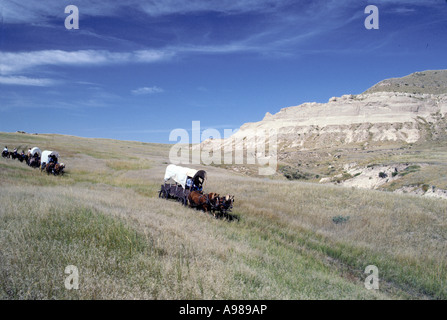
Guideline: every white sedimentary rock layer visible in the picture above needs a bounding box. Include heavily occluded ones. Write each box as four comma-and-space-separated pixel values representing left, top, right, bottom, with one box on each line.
196, 92, 447, 152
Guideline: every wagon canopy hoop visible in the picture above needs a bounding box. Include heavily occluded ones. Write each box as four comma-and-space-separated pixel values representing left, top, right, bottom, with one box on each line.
193, 170, 207, 188
163, 164, 207, 189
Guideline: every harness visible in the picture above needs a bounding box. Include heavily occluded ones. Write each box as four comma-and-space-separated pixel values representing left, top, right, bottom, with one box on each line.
209, 196, 220, 211
219, 199, 233, 213
199, 193, 210, 205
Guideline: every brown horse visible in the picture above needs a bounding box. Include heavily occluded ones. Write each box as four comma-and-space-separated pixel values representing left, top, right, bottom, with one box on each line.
17, 152, 26, 163
217, 195, 234, 215
208, 193, 221, 215
45, 162, 56, 175
188, 191, 211, 213
29, 157, 40, 168
10, 151, 20, 160
53, 163, 65, 175
210, 192, 224, 217
208, 192, 219, 203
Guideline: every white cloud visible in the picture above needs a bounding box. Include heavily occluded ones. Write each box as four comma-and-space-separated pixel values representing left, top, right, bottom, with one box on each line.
389, 7, 417, 14
138, 0, 292, 16
2, 0, 434, 25
0, 49, 173, 75
2, 0, 294, 24
131, 86, 164, 95
0, 76, 55, 86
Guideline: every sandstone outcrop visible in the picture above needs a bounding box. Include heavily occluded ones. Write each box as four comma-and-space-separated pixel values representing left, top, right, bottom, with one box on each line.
198, 71, 447, 153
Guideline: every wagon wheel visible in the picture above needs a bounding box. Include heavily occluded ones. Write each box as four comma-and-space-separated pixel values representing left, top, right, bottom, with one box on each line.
177, 197, 186, 205
159, 190, 167, 199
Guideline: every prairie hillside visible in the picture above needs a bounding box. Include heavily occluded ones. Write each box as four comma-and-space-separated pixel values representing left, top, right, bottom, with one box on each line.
1, 131, 446, 299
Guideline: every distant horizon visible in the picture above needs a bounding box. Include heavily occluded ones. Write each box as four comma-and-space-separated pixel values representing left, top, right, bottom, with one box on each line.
2, 67, 446, 145
2, 1, 447, 143
1, 130, 178, 145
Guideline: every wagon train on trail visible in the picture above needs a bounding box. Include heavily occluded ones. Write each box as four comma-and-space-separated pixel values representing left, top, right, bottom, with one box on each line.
159, 164, 236, 220
2, 145, 65, 176
40, 150, 65, 175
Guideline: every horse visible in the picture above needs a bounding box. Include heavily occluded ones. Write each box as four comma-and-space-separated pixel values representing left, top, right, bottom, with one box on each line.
17, 152, 25, 162
208, 192, 223, 217
28, 157, 40, 168
53, 163, 65, 175
10, 151, 19, 160
26, 151, 32, 164
217, 195, 235, 215
1, 151, 10, 158
45, 162, 56, 175
188, 191, 211, 213
208, 192, 221, 215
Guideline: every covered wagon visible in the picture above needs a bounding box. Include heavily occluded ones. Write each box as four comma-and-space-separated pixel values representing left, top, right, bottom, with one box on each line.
27, 147, 42, 168
41, 150, 65, 175
41, 150, 59, 165
30, 147, 42, 157
159, 164, 207, 205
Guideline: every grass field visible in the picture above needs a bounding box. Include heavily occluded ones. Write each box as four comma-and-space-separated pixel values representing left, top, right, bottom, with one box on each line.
0, 132, 446, 299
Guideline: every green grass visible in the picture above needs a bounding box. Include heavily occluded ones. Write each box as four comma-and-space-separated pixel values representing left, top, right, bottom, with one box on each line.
0, 192, 163, 299
399, 165, 421, 177
106, 159, 152, 171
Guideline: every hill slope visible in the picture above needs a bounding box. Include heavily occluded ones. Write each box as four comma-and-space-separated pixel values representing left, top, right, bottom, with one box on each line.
364, 70, 447, 95
1, 132, 446, 299
198, 70, 447, 198
200, 70, 447, 152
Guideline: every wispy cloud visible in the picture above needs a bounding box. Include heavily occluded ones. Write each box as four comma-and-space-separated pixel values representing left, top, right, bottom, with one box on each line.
0, 49, 173, 75
5, 0, 434, 72
2, 0, 295, 23
2, 0, 443, 85
373, 0, 434, 5
0, 76, 55, 86
389, 7, 417, 14
3, 0, 436, 24
137, 0, 294, 17
131, 86, 164, 95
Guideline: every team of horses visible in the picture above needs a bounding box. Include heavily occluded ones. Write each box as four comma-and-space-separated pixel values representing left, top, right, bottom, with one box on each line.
2, 149, 65, 176
41, 162, 65, 176
2, 150, 29, 162
188, 191, 236, 220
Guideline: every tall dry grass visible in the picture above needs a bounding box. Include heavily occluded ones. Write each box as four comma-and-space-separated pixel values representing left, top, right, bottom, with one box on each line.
0, 132, 446, 299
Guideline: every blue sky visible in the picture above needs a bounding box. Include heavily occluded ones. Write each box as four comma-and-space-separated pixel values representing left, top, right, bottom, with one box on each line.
1, 0, 447, 143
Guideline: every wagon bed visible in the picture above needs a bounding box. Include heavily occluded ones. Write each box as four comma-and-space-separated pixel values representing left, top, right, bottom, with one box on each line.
158, 183, 190, 206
